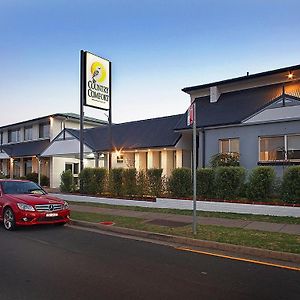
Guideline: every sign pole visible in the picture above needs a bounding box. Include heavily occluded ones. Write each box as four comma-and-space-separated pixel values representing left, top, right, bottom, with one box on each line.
192, 103, 197, 235
80, 50, 85, 177
108, 61, 112, 170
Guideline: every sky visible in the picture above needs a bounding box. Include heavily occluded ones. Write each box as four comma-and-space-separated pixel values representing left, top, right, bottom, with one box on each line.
0, 0, 300, 126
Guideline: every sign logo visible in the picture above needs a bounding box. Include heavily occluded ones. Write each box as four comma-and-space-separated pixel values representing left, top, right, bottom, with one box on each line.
91, 62, 107, 83
84, 52, 110, 111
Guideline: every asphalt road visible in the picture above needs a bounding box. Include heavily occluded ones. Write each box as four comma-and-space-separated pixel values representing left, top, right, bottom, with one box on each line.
0, 225, 299, 300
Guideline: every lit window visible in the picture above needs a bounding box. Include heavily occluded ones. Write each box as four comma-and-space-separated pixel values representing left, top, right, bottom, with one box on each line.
259, 136, 284, 161
259, 135, 300, 161
287, 135, 300, 160
117, 155, 124, 163
219, 138, 240, 154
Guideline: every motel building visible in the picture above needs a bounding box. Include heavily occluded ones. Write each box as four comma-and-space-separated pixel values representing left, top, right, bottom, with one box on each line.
1, 64, 300, 188
0, 113, 106, 186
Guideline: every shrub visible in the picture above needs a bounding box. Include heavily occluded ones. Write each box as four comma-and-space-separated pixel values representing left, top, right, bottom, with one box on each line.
79, 168, 108, 195
26, 172, 38, 183
109, 168, 124, 196
281, 166, 300, 203
147, 168, 163, 197
136, 170, 148, 197
210, 153, 240, 168
123, 168, 137, 197
79, 168, 97, 194
196, 168, 215, 198
247, 167, 275, 201
60, 170, 74, 193
94, 168, 107, 195
168, 168, 192, 198
214, 166, 245, 199
40, 175, 50, 187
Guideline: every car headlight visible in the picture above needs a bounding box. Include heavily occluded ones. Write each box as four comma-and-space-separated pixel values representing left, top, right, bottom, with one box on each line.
63, 201, 69, 209
17, 203, 35, 211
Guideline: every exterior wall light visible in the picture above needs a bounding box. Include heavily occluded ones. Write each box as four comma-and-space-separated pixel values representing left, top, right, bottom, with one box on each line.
288, 72, 294, 79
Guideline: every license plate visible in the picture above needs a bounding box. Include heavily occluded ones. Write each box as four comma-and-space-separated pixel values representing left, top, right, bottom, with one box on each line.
46, 213, 58, 217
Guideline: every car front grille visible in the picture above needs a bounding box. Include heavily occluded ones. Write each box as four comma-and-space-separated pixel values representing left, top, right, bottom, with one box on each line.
35, 204, 63, 212
37, 216, 64, 222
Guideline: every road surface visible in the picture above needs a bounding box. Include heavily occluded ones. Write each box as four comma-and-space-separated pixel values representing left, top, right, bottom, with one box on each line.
0, 225, 299, 299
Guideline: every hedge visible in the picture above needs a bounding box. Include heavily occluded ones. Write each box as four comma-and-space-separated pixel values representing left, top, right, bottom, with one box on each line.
123, 168, 137, 196
168, 168, 192, 197
247, 166, 275, 200
196, 168, 215, 198
25, 172, 50, 187
109, 168, 124, 196
210, 153, 240, 168
281, 166, 300, 203
147, 168, 163, 197
215, 166, 245, 199
60, 170, 74, 193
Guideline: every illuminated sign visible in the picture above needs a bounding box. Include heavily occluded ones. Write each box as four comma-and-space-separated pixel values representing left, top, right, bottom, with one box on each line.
84, 52, 111, 110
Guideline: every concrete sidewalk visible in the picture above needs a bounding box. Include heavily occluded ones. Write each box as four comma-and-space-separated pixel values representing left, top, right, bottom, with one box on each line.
52, 193, 300, 217
70, 204, 300, 235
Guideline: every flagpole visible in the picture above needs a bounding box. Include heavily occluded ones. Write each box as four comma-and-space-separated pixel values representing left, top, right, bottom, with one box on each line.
192, 102, 197, 235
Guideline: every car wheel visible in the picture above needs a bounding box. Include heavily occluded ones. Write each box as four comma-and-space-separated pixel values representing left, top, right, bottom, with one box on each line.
3, 208, 16, 231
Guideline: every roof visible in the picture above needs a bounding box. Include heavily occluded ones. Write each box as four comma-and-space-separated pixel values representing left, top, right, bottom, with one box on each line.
176, 80, 300, 130
182, 64, 300, 93
0, 140, 50, 157
67, 114, 183, 151
0, 113, 107, 131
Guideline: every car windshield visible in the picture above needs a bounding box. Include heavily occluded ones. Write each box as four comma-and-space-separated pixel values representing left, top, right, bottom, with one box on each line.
1, 181, 46, 195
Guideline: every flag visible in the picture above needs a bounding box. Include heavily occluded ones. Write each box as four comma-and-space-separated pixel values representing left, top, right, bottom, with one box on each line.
187, 103, 195, 126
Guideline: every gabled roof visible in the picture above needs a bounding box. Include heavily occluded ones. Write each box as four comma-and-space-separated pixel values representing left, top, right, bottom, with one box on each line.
182, 64, 300, 93
0, 140, 50, 157
0, 113, 107, 131
67, 114, 183, 152
176, 80, 300, 130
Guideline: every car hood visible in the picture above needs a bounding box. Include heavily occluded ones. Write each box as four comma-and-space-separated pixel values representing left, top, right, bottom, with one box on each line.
7, 194, 65, 205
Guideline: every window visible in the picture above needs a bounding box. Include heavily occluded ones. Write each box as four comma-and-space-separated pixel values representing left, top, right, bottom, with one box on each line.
173, 150, 177, 169
8, 129, 20, 143
259, 136, 284, 161
65, 163, 73, 172
65, 163, 79, 175
24, 159, 32, 176
73, 163, 79, 175
24, 126, 33, 141
287, 135, 300, 160
259, 135, 300, 161
13, 159, 20, 178
219, 138, 240, 154
39, 122, 50, 138
117, 155, 124, 163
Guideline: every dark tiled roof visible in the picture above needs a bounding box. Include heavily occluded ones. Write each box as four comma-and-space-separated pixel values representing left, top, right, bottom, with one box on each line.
0, 113, 106, 130
67, 114, 183, 151
176, 80, 300, 130
1, 140, 50, 157
182, 64, 300, 93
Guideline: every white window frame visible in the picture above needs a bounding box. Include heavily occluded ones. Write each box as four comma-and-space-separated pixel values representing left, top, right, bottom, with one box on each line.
219, 138, 240, 154
258, 134, 300, 162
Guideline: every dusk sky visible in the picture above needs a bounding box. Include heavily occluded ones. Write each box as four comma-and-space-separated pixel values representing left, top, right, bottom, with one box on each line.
0, 0, 299, 126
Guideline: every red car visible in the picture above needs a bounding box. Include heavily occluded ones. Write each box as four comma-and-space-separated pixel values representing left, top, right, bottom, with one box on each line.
0, 179, 70, 230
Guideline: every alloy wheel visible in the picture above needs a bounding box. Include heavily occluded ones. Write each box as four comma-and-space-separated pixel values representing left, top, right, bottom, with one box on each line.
3, 208, 15, 231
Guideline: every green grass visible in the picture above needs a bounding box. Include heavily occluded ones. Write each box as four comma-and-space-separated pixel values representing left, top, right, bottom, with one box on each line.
68, 201, 300, 224
71, 211, 300, 254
